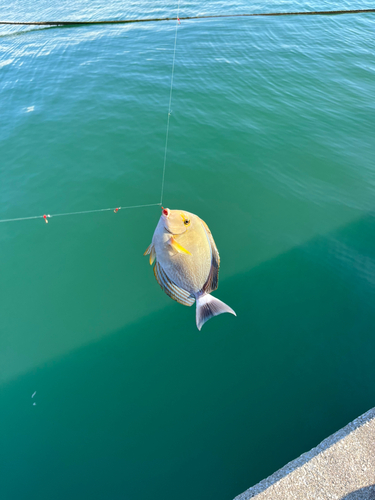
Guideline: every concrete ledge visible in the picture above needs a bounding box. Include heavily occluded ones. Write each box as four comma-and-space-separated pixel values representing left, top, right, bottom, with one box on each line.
234, 407, 375, 500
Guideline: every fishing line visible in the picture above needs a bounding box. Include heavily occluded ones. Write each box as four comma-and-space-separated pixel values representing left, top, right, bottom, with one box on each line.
0, 7, 182, 224
1, 9, 374, 26
160, 0, 180, 206
1, 7, 373, 224
0, 203, 161, 223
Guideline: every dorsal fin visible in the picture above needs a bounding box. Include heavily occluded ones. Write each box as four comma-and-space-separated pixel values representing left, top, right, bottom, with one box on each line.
200, 219, 220, 293
154, 262, 195, 307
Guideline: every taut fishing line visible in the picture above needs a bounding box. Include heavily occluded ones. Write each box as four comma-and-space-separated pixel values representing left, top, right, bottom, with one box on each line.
0, 6, 182, 224
160, 0, 180, 206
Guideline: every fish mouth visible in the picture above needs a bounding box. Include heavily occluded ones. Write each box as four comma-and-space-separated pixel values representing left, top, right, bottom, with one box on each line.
161, 207, 186, 235
162, 207, 170, 218
164, 226, 186, 236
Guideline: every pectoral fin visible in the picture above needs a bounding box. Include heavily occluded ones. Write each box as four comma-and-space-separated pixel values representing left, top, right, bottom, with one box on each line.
143, 243, 156, 265
169, 237, 191, 256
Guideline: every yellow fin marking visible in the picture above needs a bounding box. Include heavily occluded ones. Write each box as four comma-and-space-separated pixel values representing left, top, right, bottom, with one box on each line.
144, 244, 155, 265
143, 244, 152, 256
169, 237, 191, 255
149, 246, 156, 265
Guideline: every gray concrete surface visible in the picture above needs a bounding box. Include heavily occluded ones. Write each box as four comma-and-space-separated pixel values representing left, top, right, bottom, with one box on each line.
234, 407, 375, 500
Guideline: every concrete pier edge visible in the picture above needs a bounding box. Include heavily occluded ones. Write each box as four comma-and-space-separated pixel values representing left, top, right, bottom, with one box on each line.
234, 407, 375, 500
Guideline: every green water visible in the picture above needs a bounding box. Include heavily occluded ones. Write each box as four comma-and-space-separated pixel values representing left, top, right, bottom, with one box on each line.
1, 2, 375, 499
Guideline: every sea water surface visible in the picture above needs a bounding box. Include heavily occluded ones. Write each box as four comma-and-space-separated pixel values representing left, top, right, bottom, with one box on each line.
1, 1, 375, 499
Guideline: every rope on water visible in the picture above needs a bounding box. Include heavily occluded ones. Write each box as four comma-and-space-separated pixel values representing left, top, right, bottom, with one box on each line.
1, 9, 374, 27
160, 1, 180, 206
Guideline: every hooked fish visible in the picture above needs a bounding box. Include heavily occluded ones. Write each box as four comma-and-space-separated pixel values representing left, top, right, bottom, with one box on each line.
144, 207, 236, 330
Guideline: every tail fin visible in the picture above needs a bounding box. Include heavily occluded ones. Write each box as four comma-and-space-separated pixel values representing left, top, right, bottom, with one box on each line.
195, 293, 236, 331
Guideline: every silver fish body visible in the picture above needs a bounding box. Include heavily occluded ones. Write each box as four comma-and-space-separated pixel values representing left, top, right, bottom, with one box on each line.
144, 207, 236, 330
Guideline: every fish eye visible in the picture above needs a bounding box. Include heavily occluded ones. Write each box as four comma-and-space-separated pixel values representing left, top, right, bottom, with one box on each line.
184, 219, 190, 226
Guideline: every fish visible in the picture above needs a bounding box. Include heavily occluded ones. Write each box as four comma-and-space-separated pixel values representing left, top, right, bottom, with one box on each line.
144, 207, 236, 330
